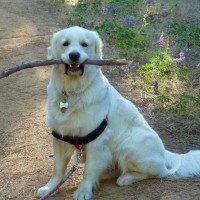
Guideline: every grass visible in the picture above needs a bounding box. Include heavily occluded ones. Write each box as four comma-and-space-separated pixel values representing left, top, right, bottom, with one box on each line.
47, 0, 200, 136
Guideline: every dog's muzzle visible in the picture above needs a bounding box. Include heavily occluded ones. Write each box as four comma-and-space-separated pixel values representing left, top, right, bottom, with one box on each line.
64, 63, 84, 76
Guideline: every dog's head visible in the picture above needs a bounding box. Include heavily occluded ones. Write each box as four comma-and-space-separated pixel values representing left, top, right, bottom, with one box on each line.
48, 26, 103, 77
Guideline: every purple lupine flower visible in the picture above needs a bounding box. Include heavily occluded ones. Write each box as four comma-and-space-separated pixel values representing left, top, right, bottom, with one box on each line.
101, 3, 116, 12
121, 65, 129, 74
146, 0, 154, 4
123, 16, 135, 29
158, 32, 165, 48
150, 81, 158, 87
150, 81, 159, 95
173, 52, 185, 62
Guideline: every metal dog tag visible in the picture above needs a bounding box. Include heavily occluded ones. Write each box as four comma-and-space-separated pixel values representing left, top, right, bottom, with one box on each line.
60, 102, 68, 113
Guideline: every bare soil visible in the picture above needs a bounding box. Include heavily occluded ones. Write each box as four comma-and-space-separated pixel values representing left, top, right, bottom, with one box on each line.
0, 1, 199, 200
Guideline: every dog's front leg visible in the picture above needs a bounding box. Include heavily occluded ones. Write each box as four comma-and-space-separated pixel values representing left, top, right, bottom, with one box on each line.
37, 137, 74, 198
74, 143, 111, 200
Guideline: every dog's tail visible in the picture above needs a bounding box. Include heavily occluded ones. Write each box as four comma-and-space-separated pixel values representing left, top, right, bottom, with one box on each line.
165, 150, 200, 177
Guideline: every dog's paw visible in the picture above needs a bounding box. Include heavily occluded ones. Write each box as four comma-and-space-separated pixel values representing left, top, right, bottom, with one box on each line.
73, 187, 93, 200
116, 174, 134, 186
37, 178, 61, 198
37, 185, 57, 198
37, 186, 51, 198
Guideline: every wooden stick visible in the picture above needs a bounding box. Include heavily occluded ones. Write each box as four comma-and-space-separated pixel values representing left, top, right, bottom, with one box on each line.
0, 59, 129, 79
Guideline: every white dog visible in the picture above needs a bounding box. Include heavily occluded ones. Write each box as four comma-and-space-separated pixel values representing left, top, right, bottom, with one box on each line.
37, 26, 200, 200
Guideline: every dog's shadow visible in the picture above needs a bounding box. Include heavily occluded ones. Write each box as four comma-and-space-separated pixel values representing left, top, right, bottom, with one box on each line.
52, 177, 199, 200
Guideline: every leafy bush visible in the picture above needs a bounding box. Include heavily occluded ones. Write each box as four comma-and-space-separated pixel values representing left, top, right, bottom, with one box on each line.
170, 22, 200, 47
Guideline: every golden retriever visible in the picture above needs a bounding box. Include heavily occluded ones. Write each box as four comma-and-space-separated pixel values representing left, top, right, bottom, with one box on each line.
37, 26, 200, 200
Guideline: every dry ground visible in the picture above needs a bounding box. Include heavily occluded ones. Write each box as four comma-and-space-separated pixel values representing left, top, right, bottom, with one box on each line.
0, 0, 199, 200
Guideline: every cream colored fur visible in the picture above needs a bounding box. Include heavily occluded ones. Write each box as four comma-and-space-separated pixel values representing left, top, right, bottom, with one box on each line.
37, 26, 200, 200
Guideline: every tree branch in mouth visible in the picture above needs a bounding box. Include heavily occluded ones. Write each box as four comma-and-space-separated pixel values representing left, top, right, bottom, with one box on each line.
0, 59, 130, 79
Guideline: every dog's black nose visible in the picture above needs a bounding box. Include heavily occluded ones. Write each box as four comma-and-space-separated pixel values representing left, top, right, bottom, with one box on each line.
69, 52, 80, 62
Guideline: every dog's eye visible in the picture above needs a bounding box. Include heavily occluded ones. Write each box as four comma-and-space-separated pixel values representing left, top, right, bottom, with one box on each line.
81, 42, 88, 47
63, 41, 70, 47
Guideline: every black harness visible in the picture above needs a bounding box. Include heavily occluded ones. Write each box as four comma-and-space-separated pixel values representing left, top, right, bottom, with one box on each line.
51, 117, 108, 150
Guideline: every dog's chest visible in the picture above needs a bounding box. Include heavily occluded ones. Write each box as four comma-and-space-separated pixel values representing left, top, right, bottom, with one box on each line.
50, 97, 109, 137
47, 76, 110, 137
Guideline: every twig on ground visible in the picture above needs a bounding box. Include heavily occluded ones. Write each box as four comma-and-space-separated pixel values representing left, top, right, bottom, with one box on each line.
0, 59, 129, 79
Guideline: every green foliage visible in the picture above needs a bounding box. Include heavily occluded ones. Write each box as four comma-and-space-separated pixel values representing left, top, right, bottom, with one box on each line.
66, 0, 146, 60
47, 0, 65, 8
96, 22, 147, 58
132, 47, 200, 129
170, 22, 200, 47
170, 94, 200, 114
138, 50, 173, 82
155, 92, 200, 135
132, 50, 177, 99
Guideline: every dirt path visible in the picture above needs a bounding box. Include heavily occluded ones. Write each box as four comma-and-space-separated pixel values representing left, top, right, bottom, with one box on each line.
0, 1, 199, 200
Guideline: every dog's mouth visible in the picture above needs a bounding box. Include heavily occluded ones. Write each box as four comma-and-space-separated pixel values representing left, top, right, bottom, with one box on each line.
64, 63, 84, 76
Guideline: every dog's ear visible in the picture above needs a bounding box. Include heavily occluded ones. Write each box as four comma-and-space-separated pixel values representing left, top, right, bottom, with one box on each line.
47, 47, 53, 59
92, 31, 103, 59
47, 32, 59, 59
